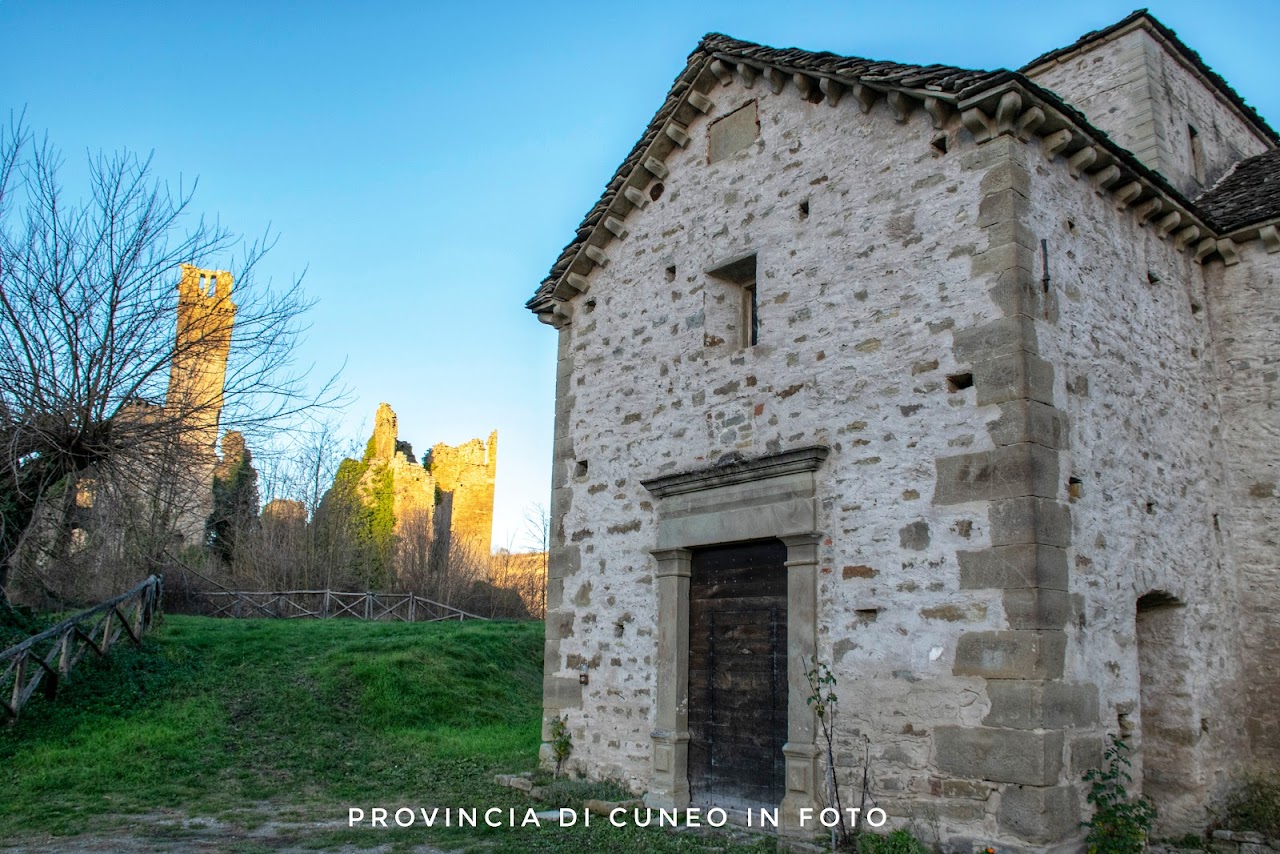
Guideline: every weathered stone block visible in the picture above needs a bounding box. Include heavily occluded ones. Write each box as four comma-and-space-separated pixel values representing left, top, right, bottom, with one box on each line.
942, 779, 995, 799
998, 784, 1080, 843
972, 242, 1037, 279
958, 545, 1068, 590
984, 681, 1099, 729
989, 497, 1072, 547
979, 157, 1032, 196
1068, 735, 1104, 777
543, 675, 583, 710
934, 444, 1059, 505
952, 315, 1039, 364
1003, 588, 1073, 630
978, 188, 1032, 229
546, 609, 576, 640
953, 630, 1066, 679
987, 400, 1068, 449
974, 352, 1056, 407
935, 725, 1064, 785
962, 545, 1070, 591
547, 542, 581, 579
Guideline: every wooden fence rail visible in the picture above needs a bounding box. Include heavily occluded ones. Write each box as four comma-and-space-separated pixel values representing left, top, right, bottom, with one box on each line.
202, 590, 487, 623
1, 575, 163, 721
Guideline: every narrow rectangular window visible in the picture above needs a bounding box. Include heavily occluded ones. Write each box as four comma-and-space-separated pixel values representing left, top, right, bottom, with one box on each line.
1189, 125, 1205, 184
705, 252, 759, 349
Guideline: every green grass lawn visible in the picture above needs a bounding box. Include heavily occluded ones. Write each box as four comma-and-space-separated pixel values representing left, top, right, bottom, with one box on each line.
0, 615, 772, 853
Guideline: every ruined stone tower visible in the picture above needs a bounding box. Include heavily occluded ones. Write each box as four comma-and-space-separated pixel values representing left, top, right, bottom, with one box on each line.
168, 264, 236, 453
350, 404, 498, 557
429, 430, 498, 557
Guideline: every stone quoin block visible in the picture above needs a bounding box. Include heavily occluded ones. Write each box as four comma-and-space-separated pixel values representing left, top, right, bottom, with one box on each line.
935, 725, 1064, 785
934, 444, 1060, 505
983, 681, 1099, 729
988, 496, 1072, 547
959, 545, 1068, 590
972, 352, 1056, 407
998, 784, 1080, 843
952, 630, 1066, 679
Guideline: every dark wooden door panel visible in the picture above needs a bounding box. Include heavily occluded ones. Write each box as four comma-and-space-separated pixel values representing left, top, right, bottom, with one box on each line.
687, 539, 787, 809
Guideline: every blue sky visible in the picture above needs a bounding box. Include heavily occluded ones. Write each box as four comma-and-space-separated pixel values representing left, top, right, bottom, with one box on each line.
3, 1, 1276, 549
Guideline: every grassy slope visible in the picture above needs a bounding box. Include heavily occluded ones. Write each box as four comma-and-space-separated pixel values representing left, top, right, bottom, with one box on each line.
0, 616, 769, 853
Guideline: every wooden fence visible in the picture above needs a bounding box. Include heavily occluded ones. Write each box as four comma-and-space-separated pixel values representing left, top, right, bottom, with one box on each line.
202, 590, 487, 623
1, 575, 163, 721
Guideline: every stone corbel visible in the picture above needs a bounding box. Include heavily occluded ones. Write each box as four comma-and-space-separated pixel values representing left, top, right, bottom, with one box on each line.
1091, 165, 1121, 192
737, 63, 757, 89
765, 66, 785, 94
1260, 224, 1280, 254
1113, 182, 1142, 209
644, 156, 670, 180
1135, 197, 1164, 226
604, 216, 629, 239
551, 301, 574, 327
623, 186, 649, 210
1217, 238, 1241, 266
1193, 238, 1218, 263
851, 82, 877, 114
887, 90, 912, 123
1014, 106, 1045, 140
792, 73, 814, 100
820, 78, 843, 107
993, 90, 1022, 136
1173, 225, 1200, 250
1041, 129, 1072, 160
687, 90, 714, 114
1155, 211, 1182, 238
1067, 146, 1097, 178
961, 107, 996, 143
924, 96, 949, 129
665, 121, 690, 148
584, 245, 610, 267
709, 59, 733, 87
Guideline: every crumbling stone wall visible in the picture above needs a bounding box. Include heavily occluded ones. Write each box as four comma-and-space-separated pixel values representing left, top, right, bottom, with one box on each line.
429, 431, 498, 557
354, 403, 497, 556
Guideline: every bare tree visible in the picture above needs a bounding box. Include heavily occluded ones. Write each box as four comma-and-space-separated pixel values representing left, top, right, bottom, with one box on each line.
0, 117, 339, 604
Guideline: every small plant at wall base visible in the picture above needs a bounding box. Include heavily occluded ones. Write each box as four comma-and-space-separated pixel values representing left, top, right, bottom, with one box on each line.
1082, 733, 1157, 854
806, 657, 852, 850
549, 715, 572, 779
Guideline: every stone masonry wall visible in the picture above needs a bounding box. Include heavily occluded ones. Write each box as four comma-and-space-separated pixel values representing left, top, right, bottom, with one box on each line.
1023, 126, 1247, 833
540, 77, 1094, 847
1026, 25, 1269, 198
1209, 240, 1280, 764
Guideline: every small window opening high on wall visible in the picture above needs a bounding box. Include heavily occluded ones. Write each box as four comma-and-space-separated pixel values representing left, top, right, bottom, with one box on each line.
706, 253, 758, 348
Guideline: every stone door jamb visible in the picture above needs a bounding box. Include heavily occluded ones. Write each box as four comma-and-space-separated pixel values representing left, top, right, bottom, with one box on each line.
640, 446, 828, 836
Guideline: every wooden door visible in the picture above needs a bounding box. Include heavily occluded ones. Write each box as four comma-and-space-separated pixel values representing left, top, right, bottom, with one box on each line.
687, 539, 788, 809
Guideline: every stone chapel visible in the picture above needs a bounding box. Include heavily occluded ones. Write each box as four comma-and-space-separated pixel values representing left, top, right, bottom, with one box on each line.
526, 11, 1280, 850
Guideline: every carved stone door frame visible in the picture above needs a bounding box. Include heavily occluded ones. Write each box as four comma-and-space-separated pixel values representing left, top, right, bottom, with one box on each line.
640, 446, 828, 835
